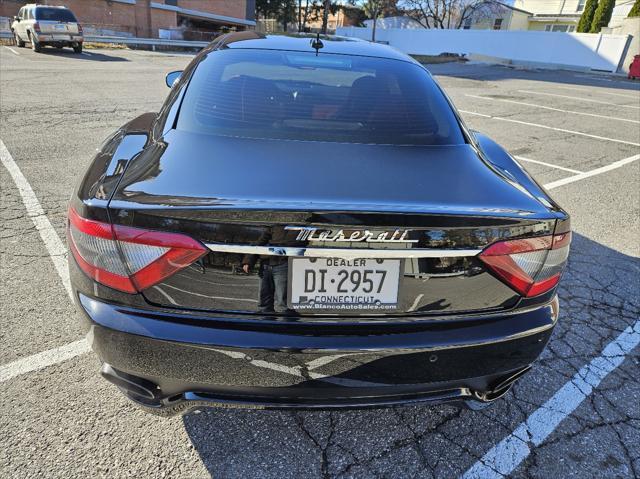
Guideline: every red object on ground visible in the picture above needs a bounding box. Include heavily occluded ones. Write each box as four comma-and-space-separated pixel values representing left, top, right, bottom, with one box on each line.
629, 55, 640, 80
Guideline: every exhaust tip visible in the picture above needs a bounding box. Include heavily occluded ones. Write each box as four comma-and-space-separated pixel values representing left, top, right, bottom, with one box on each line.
465, 365, 532, 409
100, 364, 160, 400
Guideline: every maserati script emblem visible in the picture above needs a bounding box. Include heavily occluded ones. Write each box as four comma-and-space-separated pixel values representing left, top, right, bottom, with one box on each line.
286, 226, 417, 243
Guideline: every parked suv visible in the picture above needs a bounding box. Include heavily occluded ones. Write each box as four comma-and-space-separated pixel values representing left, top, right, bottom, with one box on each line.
11, 4, 83, 53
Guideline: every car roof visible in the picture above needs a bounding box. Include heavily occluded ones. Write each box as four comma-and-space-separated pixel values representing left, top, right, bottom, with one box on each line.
214, 32, 416, 64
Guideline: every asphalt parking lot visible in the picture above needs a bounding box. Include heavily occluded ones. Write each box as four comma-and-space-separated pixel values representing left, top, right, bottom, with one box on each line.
1, 45, 639, 478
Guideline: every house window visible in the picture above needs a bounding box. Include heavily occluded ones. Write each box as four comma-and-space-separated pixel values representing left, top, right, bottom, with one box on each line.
546, 24, 573, 32
576, 0, 586, 12
165, 0, 178, 6
493, 18, 503, 30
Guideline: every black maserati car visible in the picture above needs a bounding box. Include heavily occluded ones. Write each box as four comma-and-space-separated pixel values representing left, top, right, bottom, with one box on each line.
68, 32, 570, 415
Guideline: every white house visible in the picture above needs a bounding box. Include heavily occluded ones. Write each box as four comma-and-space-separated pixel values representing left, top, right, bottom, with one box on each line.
465, 0, 635, 32
516, 0, 634, 32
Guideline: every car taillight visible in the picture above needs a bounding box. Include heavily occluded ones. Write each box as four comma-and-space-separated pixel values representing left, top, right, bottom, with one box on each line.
77, 24, 83, 34
33, 22, 40, 33
479, 232, 571, 298
67, 208, 206, 293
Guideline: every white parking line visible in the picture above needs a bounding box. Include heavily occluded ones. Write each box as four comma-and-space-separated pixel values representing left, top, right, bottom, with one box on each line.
573, 74, 615, 83
0, 139, 72, 300
4, 46, 20, 56
458, 110, 640, 147
466, 94, 640, 125
543, 154, 640, 190
518, 90, 640, 109
81, 52, 92, 57
0, 339, 90, 383
514, 156, 583, 174
0, 139, 91, 383
462, 319, 640, 479
551, 84, 640, 100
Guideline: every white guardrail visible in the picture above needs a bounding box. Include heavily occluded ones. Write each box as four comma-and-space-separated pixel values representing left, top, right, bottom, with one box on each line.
84, 35, 209, 48
0, 31, 209, 48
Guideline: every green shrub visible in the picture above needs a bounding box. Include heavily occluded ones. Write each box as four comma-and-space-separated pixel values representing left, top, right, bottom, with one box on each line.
590, 0, 616, 32
628, 0, 640, 17
577, 0, 598, 32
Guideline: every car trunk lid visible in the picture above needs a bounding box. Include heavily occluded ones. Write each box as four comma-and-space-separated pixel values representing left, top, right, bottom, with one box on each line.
107, 131, 561, 316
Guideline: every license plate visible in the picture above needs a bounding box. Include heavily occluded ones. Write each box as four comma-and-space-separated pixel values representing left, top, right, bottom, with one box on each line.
289, 258, 401, 310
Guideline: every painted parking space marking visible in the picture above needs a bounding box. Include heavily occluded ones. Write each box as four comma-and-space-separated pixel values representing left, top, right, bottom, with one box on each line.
573, 74, 616, 83
0, 139, 72, 300
462, 319, 640, 479
550, 84, 640, 100
4, 46, 20, 56
514, 156, 583, 174
518, 90, 640, 109
0, 139, 91, 381
458, 110, 640, 147
543, 154, 640, 190
466, 94, 640, 125
0, 339, 89, 383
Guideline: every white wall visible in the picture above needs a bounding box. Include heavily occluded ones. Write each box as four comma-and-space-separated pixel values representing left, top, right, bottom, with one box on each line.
337, 27, 631, 73
363, 16, 423, 29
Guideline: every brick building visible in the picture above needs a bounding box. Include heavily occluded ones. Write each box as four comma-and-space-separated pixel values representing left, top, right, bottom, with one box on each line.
1, 0, 255, 39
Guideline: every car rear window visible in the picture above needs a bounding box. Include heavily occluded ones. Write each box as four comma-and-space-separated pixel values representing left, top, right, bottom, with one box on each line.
35, 7, 77, 22
177, 49, 465, 145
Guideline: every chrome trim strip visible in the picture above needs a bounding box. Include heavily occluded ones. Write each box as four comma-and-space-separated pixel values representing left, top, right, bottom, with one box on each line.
204, 243, 481, 259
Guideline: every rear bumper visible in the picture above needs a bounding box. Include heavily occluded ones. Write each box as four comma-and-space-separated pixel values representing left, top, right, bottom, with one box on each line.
77, 293, 557, 413
37, 35, 82, 44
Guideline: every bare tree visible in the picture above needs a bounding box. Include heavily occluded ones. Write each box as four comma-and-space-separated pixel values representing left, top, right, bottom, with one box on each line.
321, 0, 332, 33
302, 0, 319, 31
299, 0, 303, 31
362, 0, 391, 41
298, 0, 315, 31
400, 0, 500, 29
